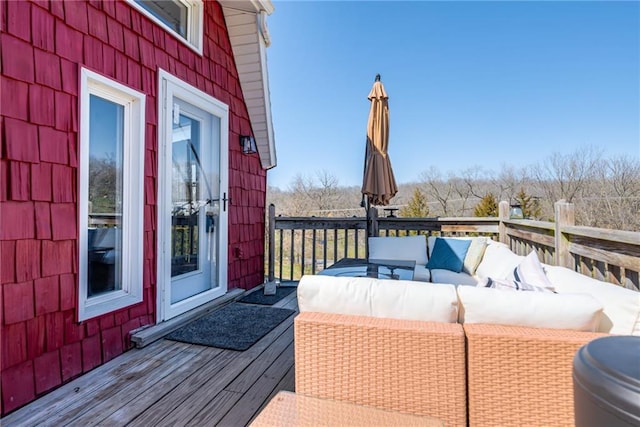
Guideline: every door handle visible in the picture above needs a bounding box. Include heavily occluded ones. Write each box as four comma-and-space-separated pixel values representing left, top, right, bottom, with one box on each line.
223, 193, 231, 211
207, 193, 231, 211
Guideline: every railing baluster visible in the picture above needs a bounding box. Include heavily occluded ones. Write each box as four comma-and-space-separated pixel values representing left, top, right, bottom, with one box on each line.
344, 229, 348, 258
278, 229, 283, 281
323, 229, 328, 269
333, 228, 338, 264
355, 229, 359, 258
301, 229, 306, 277
312, 229, 317, 274
289, 229, 294, 281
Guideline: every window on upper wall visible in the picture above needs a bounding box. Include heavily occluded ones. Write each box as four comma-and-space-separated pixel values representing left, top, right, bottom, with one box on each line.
127, 0, 204, 54
78, 68, 146, 321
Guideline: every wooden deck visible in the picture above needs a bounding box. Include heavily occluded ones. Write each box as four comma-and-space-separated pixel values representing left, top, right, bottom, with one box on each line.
1, 288, 299, 427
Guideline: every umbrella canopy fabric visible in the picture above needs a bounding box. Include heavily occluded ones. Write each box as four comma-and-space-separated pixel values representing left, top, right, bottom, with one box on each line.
362, 78, 398, 206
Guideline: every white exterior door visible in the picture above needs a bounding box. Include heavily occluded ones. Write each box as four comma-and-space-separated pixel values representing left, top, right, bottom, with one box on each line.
158, 70, 229, 321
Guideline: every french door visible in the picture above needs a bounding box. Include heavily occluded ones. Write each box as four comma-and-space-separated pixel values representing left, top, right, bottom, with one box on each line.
157, 70, 229, 321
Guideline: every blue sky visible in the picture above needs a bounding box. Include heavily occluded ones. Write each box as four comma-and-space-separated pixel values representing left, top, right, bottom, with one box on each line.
265, 1, 640, 189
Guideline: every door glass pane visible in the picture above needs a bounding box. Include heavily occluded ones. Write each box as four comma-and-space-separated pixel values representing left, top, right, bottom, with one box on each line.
87, 95, 124, 297
171, 114, 202, 277
135, 0, 188, 39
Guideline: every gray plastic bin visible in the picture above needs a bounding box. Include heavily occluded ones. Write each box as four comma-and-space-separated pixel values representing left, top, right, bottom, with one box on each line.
573, 336, 640, 426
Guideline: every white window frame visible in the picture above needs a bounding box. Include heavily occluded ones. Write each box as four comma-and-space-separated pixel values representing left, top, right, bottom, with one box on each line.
126, 0, 204, 55
78, 68, 146, 321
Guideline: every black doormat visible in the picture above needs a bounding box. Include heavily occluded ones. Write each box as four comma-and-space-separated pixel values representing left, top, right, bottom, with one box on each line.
237, 286, 297, 306
165, 303, 295, 351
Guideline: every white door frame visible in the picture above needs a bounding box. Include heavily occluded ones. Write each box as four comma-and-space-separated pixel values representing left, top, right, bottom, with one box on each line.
156, 69, 229, 322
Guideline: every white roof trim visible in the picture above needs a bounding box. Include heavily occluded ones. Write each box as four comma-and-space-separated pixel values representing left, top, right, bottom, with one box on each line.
220, 0, 277, 170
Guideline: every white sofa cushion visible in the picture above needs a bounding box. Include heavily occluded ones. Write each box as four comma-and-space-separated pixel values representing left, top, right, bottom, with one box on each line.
430, 269, 479, 286
545, 266, 640, 335
368, 235, 428, 265
413, 265, 431, 282
475, 241, 524, 280
298, 274, 459, 323
457, 286, 604, 331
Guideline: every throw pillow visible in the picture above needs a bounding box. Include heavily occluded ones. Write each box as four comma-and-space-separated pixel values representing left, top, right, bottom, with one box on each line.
480, 277, 554, 293
462, 237, 489, 275
426, 237, 472, 273
509, 251, 555, 291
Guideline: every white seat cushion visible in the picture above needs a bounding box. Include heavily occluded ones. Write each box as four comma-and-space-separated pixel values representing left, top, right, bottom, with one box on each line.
430, 269, 478, 286
368, 235, 428, 265
545, 266, 640, 335
457, 285, 604, 331
413, 265, 431, 282
298, 274, 459, 323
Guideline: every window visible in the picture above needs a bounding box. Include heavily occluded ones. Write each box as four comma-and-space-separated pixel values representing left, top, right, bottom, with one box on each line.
78, 68, 145, 321
127, 0, 204, 54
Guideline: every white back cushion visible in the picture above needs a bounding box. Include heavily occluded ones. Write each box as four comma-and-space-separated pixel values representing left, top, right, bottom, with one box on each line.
545, 266, 640, 335
475, 242, 524, 280
298, 275, 459, 323
368, 235, 428, 265
457, 285, 603, 331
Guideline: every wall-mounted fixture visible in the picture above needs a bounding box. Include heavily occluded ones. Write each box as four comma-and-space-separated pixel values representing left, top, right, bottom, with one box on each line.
239, 135, 257, 154
509, 204, 524, 219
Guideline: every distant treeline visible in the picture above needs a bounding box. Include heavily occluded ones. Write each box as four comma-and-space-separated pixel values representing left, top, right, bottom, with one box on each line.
267, 146, 640, 231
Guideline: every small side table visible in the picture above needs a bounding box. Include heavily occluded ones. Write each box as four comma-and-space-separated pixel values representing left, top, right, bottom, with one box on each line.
250, 391, 443, 427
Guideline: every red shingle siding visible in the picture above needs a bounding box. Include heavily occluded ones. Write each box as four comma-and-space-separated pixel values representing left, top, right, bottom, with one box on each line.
0, 361, 35, 413
33, 350, 62, 394
1, 0, 268, 414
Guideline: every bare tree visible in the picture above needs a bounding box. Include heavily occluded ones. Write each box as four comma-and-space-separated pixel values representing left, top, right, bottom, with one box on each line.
266, 148, 639, 231
582, 156, 640, 230
493, 163, 529, 203
283, 170, 343, 215
419, 166, 455, 216
532, 146, 602, 203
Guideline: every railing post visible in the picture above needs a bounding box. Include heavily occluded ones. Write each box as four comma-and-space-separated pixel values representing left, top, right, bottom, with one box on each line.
268, 203, 275, 282
554, 200, 575, 269
498, 200, 509, 245
366, 207, 378, 259
369, 207, 378, 237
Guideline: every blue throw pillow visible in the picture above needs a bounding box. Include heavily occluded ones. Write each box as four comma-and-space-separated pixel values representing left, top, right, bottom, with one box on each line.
426, 237, 472, 273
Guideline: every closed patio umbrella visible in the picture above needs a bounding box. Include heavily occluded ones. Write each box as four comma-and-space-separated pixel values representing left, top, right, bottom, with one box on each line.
362, 74, 398, 207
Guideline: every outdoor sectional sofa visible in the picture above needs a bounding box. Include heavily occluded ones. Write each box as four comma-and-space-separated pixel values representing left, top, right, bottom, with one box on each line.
294, 236, 640, 426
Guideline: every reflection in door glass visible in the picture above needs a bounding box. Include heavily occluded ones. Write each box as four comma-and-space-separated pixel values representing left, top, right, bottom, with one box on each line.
171, 114, 202, 277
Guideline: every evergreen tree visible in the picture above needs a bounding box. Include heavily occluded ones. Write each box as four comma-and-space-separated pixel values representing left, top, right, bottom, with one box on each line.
474, 193, 498, 217
514, 187, 542, 219
400, 188, 430, 217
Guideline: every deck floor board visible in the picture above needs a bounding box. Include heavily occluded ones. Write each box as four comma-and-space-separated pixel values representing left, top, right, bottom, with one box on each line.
1, 286, 299, 427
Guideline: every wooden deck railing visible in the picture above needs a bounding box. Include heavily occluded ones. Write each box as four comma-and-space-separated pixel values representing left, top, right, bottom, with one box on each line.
266, 201, 640, 291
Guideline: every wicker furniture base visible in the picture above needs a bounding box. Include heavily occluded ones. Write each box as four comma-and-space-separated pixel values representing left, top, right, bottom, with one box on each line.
250, 391, 444, 426
464, 323, 605, 427
294, 312, 467, 427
